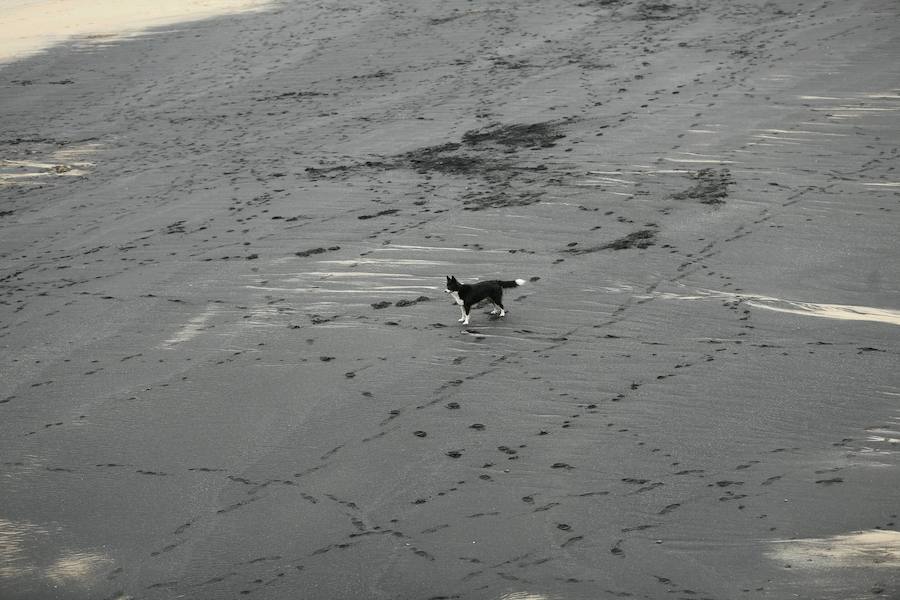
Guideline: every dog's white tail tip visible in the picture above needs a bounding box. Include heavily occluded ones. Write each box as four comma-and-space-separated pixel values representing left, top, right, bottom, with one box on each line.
515, 278, 526, 286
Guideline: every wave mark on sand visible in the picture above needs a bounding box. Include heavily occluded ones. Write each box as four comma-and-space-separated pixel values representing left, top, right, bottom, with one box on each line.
316, 258, 449, 267
647, 288, 900, 327
0, 519, 114, 586
864, 408, 900, 449
159, 305, 219, 348
745, 297, 900, 326
0, 142, 100, 186
768, 530, 900, 569
245, 285, 436, 294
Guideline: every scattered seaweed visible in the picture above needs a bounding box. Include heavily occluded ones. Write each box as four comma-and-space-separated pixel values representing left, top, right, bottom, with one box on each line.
671, 168, 734, 204
295, 246, 340, 258
358, 209, 399, 220
461, 120, 568, 149
306, 120, 571, 210
603, 229, 657, 250
307, 120, 569, 178
402, 143, 499, 176
461, 190, 543, 211
255, 90, 328, 102
565, 229, 658, 253
634, 1, 693, 20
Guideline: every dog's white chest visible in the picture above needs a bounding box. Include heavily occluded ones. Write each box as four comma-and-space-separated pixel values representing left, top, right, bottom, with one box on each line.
449, 291, 463, 306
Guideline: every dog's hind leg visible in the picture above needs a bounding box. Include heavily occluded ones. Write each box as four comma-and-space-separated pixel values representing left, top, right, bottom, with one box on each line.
489, 294, 506, 317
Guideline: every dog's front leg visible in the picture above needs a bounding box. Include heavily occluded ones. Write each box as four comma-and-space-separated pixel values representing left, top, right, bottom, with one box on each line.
458, 304, 467, 323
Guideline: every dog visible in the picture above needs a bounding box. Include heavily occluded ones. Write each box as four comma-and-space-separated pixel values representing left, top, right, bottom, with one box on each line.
444, 275, 526, 325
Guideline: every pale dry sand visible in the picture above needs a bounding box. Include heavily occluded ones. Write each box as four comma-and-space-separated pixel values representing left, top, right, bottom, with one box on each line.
0, 0, 274, 64
1, 1, 899, 599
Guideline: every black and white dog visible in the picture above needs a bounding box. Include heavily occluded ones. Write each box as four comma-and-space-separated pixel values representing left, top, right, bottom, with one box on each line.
445, 275, 526, 325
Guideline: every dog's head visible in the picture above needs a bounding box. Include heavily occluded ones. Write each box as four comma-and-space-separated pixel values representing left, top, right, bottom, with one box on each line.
444, 275, 460, 293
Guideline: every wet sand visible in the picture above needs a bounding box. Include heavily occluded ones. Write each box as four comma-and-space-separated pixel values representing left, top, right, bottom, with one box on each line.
1, 1, 899, 599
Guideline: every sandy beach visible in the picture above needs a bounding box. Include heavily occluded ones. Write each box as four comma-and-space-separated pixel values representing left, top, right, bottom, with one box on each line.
1, 0, 899, 598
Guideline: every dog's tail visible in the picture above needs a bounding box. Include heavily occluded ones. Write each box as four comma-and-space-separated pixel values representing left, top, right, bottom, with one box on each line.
500, 279, 527, 288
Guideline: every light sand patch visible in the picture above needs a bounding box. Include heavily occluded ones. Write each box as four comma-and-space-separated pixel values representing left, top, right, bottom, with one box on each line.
768, 530, 900, 569
293, 271, 421, 278
865, 410, 900, 446
53, 142, 103, 162
811, 107, 900, 112
0, 518, 44, 578
753, 128, 847, 137
246, 285, 436, 294
865, 428, 900, 445
583, 175, 637, 185
752, 134, 811, 143
0, 519, 115, 587
650, 288, 900, 327
0, 160, 85, 184
0, 0, 274, 64
745, 297, 900, 327
577, 167, 691, 188
663, 157, 737, 164
0, 142, 99, 186
45, 551, 115, 585
160, 305, 218, 347
317, 258, 449, 267
379, 244, 507, 254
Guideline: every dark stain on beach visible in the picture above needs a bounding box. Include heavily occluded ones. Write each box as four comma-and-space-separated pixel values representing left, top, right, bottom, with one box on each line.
634, 1, 695, 21
671, 168, 734, 205
565, 229, 658, 253
460, 120, 568, 149
305, 120, 569, 210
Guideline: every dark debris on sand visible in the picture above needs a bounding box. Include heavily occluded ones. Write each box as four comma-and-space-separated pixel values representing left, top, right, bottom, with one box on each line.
671, 168, 734, 205
372, 297, 430, 310
565, 228, 658, 253
305, 120, 570, 210
402, 143, 498, 176
401, 119, 569, 175
634, 1, 694, 20
295, 246, 340, 258
461, 189, 543, 211
460, 120, 569, 149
